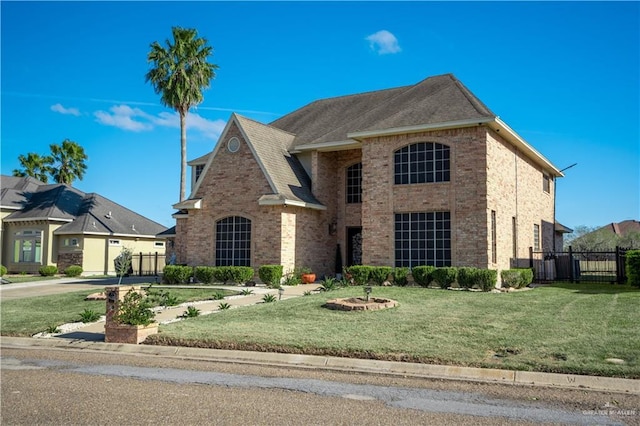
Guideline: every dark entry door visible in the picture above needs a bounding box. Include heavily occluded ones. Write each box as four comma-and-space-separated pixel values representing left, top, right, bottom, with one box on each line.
347, 227, 363, 266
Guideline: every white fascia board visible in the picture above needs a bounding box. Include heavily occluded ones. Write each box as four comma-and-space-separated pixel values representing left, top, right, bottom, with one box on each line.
292, 140, 361, 153
347, 118, 494, 140
56, 231, 159, 239
3, 217, 73, 223
0, 206, 21, 211
491, 118, 563, 177
258, 198, 327, 211
172, 199, 202, 210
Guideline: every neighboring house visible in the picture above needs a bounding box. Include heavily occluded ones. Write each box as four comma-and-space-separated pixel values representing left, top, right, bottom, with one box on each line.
172, 73, 567, 278
1, 175, 167, 275
567, 220, 640, 251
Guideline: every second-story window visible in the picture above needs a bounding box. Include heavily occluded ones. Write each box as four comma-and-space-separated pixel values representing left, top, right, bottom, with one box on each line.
346, 163, 362, 204
195, 164, 205, 182
394, 142, 450, 185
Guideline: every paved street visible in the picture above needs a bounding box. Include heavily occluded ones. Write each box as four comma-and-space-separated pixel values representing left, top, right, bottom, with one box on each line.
2, 347, 637, 425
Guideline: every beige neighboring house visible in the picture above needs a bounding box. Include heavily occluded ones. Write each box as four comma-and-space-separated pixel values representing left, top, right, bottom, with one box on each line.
1, 175, 167, 275
172, 74, 569, 278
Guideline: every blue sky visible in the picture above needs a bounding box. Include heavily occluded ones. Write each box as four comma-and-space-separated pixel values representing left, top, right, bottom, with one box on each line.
1, 1, 638, 230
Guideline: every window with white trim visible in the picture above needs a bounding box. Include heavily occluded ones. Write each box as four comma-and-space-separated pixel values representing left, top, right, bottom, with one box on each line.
154, 241, 165, 248
63, 238, 79, 247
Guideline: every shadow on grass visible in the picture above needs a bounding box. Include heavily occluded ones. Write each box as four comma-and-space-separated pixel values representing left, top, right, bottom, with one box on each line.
56, 331, 105, 342
549, 282, 640, 294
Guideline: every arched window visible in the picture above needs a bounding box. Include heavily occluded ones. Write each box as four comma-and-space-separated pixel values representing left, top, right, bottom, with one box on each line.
394, 142, 450, 185
215, 216, 251, 266
346, 162, 362, 204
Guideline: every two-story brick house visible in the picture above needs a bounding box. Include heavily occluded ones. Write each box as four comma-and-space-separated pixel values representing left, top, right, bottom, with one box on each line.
171, 74, 563, 279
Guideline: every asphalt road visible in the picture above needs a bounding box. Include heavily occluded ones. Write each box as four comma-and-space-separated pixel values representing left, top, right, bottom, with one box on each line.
2, 348, 637, 425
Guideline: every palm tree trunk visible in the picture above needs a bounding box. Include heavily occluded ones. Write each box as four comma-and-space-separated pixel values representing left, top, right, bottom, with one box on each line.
179, 112, 187, 202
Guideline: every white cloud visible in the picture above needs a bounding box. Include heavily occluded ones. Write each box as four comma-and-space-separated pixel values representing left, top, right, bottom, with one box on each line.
51, 103, 81, 116
94, 105, 153, 132
365, 30, 401, 55
94, 104, 225, 140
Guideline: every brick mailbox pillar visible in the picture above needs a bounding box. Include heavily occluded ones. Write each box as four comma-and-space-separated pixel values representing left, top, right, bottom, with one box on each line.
104, 286, 158, 344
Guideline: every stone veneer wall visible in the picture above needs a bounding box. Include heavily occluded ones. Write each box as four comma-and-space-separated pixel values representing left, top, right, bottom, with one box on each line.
56, 251, 83, 272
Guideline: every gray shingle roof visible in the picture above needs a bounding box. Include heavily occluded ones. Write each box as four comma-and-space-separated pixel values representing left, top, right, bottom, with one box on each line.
1, 175, 47, 209
270, 73, 495, 147
235, 114, 322, 206
1, 175, 166, 236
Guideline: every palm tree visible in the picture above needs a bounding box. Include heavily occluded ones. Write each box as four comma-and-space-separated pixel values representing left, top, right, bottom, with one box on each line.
12, 152, 52, 183
145, 26, 218, 202
49, 139, 88, 185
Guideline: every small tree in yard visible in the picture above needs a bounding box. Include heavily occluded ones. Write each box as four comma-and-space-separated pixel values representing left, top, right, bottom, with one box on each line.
115, 247, 133, 285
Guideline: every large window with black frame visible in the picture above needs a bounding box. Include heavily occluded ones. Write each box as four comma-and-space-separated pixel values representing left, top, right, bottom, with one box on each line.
394, 212, 451, 267
215, 216, 251, 266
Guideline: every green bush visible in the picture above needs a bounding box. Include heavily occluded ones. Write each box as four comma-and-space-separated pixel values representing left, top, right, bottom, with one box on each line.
412, 265, 436, 287
163, 265, 193, 284
213, 266, 254, 285
432, 267, 457, 289
64, 265, 83, 277
519, 268, 534, 287
39, 265, 58, 277
116, 289, 155, 326
282, 269, 302, 286
500, 269, 521, 288
258, 265, 284, 288
456, 267, 477, 289
392, 267, 409, 287
626, 250, 640, 288
194, 266, 216, 284
0, 265, 7, 276
501, 268, 534, 289
78, 309, 101, 323
476, 269, 498, 292
370, 267, 393, 285
345, 265, 372, 285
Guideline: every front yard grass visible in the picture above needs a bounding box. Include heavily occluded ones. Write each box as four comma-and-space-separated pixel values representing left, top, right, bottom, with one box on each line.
150, 283, 640, 378
0, 287, 239, 336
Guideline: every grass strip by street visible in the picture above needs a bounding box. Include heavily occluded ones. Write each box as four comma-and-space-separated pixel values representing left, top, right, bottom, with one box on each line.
1, 275, 62, 284
148, 283, 640, 379
0, 287, 239, 336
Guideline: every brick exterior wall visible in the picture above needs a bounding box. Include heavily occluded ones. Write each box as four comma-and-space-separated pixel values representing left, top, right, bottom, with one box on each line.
176, 122, 555, 279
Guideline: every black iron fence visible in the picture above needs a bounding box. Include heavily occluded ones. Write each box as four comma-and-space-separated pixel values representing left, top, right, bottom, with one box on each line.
528, 246, 629, 283
130, 252, 166, 276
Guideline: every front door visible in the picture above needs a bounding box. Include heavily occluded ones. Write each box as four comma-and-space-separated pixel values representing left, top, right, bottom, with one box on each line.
346, 227, 363, 266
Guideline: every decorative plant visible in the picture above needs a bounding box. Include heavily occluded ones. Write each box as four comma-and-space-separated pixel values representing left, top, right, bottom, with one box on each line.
392, 267, 409, 287
258, 265, 284, 288
212, 292, 226, 300
218, 302, 231, 310
319, 276, 339, 292
262, 294, 277, 303
115, 247, 133, 285
181, 305, 200, 318
115, 289, 155, 326
240, 289, 254, 296
412, 265, 436, 287
370, 267, 393, 285
79, 309, 101, 323
1, 265, 8, 276
45, 324, 61, 334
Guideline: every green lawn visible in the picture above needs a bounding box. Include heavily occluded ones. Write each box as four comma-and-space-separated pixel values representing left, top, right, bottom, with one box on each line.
2, 275, 61, 283
150, 283, 640, 378
0, 287, 238, 336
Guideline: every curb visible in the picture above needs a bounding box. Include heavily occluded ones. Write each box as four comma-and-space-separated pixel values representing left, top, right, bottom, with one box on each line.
2, 336, 638, 395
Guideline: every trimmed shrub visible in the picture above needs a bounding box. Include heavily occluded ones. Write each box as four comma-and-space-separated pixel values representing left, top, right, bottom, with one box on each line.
39, 265, 58, 277
163, 265, 193, 284
476, 269, 498, 292
259, 265, 284, 288
370, 266, 393, 285
626, 250, 640, 288
345, 265, 372, 286
213, 266, 254, 285
194, 266, 216, 284
393, 267, 409, 287
519, 268, 534, 287
432, 267, 457, 289
456, 267, 477, 289
0, 265, 7, 276
501, 268, 534, 289
64, 265, 83, 277
412, 265, 436, 287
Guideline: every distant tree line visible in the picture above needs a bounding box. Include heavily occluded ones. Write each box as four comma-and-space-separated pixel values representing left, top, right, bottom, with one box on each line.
564, 225, 640, 251
12, 139, 87, 186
